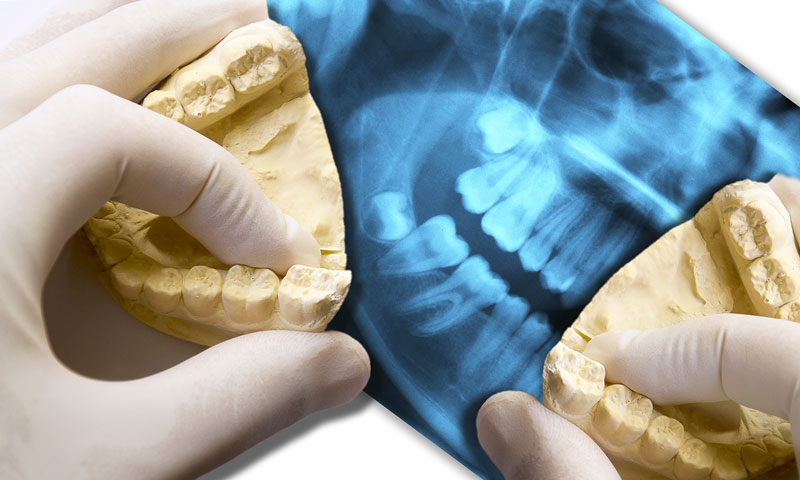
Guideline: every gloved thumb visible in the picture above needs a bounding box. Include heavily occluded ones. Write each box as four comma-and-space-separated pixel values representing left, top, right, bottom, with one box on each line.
476, 391, 620, 479
104, 331, 370, 478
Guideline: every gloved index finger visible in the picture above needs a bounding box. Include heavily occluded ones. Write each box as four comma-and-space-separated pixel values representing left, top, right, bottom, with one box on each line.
582, 314, 800, 422
0, 0, 266, 128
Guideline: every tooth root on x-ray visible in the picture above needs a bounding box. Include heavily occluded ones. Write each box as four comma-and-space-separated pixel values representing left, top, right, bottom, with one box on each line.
401, 256, 509, 336
377, 215, 469, 275
501, 313, 558, 397
518, 196, 583, 273
539, 208, 611, 292
363, 191, 416, 241
459, 295, 530, 376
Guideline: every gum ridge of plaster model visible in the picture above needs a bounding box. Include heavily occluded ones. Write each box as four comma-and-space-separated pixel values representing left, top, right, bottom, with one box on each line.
543, 180, 796, 480
82, 20, 350, 346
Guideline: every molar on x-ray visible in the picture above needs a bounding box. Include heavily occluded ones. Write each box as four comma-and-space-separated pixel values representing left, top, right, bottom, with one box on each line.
271, 0, 800, 478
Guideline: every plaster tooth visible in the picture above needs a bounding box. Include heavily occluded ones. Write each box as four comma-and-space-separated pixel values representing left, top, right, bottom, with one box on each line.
93, 202, 116, 218
559, 326, 588, 352
143, 267, 182, 313
97, 238, 133, 266
778, 422, 793, 444
777, 300, 800, 322
746, 256, 800, 309
142, 90, 186, 123
542, 343, 604, 417
222, 265, 279, 323
722, 200, 786, 260
175, 69, 235, 121
277, 265, 351, 330
711, 446, 747, 480
86, 217, 120, 238
763, 433, 794, 463
674, 438, 713, 480
221, 35, 282, 94
320, 252, 347, 270
641, 415, 684, 465
593, 384, 652, 446
110, 258, 153, 300
739, 444, 773, 476
182, 266, 223, 317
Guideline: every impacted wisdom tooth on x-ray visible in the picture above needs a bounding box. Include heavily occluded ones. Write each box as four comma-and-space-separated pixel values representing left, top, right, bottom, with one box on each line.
82, 20, 350, 346
544, 180, 796, 479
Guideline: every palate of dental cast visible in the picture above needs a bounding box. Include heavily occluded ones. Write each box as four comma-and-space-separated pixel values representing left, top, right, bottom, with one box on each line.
543, 180, 796, 479
83, 19, 350, 346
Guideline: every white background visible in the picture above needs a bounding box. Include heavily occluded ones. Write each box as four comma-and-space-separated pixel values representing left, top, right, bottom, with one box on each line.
0, 1, 798, 479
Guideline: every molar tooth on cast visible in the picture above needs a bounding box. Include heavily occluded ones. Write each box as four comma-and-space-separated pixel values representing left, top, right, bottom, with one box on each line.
86, 217, 120, 238
182, 266, 223, 317
739, 444, 773, 476
175, 69, 235, 121
142, 90, 186, 123
143, 267, 182, 314
711, 446, 747, 480
674, 438, 713, 480
592, 384, 653, 446
97, 238, 133, 266
777, 300, 800, 322
222, 265, 279, 324
715, 182, 792, 262
93, 202, 116, 218
641, 415, 684, 465
221, 36, 281, 94
746, 256, 800, 309
542, 343, 605, 417
110, 258, 153, 300
278, 265, 351, 330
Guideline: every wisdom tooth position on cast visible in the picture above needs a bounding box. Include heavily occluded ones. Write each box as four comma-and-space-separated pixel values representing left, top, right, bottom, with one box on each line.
476, 176, 800, 480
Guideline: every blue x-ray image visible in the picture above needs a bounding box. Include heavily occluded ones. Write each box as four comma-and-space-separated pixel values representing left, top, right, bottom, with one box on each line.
271, 0, 800, 477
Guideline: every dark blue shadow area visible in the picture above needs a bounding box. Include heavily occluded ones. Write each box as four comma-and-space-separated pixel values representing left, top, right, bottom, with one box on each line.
270, 0, 800, 478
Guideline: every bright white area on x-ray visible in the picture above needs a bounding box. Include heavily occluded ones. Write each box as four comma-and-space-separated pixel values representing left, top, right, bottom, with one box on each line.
0, 1, 797, 479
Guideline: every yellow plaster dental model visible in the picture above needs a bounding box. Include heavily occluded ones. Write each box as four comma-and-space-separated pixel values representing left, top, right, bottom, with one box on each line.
543, 180, 796, 480
82, 19, 350, 346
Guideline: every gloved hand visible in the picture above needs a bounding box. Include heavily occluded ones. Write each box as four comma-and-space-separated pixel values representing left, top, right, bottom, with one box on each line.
0, 1, 369, 478
476, 174, 800, 479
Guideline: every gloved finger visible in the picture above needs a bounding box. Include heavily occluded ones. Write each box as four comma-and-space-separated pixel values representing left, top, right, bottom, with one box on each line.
477, 391, 620, 480
0, 0, 135, 63
0, 0, 266, 127
0, 85, 320, 293
769, 174, 800, 247
116, 331, 370, 478
582, 314, 800, 422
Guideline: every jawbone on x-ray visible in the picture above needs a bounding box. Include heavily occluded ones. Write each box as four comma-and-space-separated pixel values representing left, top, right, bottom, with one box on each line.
544, 180, 795, 479
267, 0, 800, 478
82, 19, 351, 346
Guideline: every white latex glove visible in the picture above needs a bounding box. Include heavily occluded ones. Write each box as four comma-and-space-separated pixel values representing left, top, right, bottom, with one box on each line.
0, 1, 369, 478
477, 174, 800, 479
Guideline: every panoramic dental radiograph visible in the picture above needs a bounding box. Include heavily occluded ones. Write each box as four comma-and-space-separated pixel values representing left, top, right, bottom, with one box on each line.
81, 0, 800, 478
264, 0, 800, 478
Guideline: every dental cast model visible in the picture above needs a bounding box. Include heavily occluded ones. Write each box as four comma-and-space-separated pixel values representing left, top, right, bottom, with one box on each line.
82, 20, 350, 346
543, 180, 796, 479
